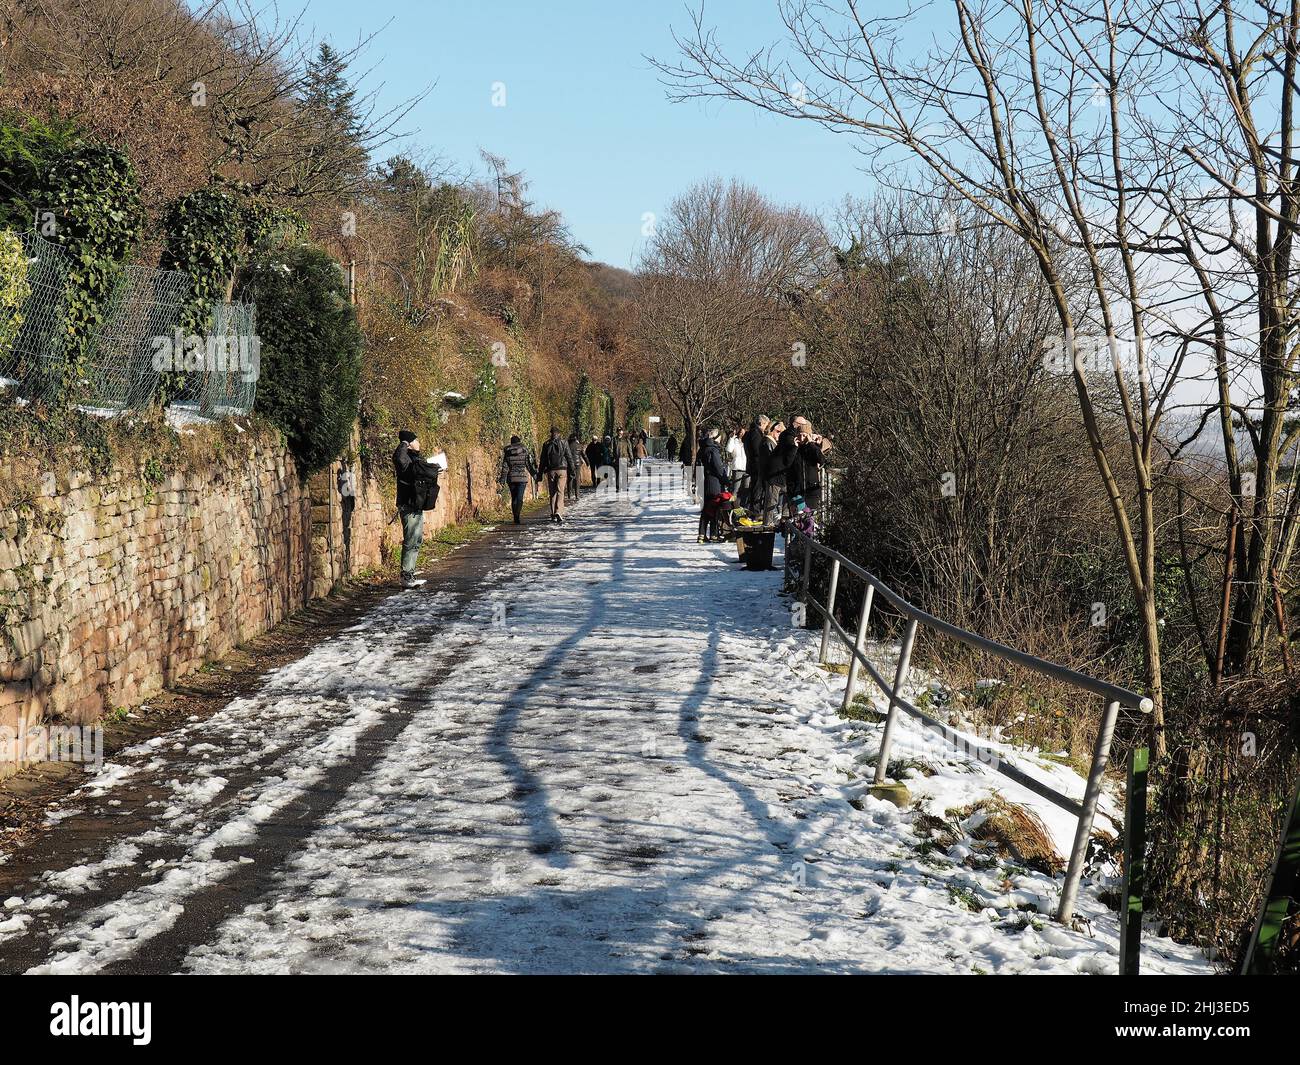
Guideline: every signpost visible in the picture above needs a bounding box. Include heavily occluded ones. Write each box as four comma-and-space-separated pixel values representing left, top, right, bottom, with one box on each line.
1120, 747, 1149, 975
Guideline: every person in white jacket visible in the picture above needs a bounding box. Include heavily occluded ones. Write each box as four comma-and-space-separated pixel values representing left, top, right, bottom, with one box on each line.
725, 425, 749, 503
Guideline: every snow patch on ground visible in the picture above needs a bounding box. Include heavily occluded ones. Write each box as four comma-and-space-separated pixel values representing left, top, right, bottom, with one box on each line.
1, 469, 1210, 974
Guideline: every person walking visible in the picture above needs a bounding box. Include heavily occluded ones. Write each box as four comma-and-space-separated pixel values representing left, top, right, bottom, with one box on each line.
567, 431, 584, 504
393, 429, 440, 588
615, 429, 634, 491
600, 434, 615, 485
538, 426, 574, 523
697, 428, 731, 542
499, 434, 538, 525
665, 432, 679, 462
633, 433, 647, 470
585, 435, 605, 487
725, 424, 749, 505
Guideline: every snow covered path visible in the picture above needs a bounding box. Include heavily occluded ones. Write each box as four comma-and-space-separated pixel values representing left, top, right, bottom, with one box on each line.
0, 466, 1209, 974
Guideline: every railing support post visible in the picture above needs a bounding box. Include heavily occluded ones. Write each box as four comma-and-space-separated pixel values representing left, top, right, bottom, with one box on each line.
841, 583, 875, 711
818, 558, 840, 664
1120, 745, 1149, 975
873, 617, 918, 785
1058, 698, 1121, 925
799, 533, 813, 608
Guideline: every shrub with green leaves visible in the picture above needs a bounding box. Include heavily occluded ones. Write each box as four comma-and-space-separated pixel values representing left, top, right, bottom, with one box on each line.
162, 187, 308, 335
0, 112, 79, 233
0, 229, 30, 361
0, 116, 144, 400
160, 186, 243, 332
237, 244, 362, 472
241, 197, 307, 255
572, 372, 596, 440
624, 383, 653, 434
38, 143, 145, 390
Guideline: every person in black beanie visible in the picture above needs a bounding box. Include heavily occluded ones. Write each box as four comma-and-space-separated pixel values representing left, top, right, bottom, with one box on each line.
393, 429, 426, 587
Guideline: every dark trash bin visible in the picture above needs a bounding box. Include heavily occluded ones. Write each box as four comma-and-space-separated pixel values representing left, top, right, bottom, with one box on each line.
738, 530, 776, 571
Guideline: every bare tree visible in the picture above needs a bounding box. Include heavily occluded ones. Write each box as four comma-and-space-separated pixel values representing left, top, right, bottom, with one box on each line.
635, 177, 827, 449
652, 0, 1300, 755
3, 0, 428, 203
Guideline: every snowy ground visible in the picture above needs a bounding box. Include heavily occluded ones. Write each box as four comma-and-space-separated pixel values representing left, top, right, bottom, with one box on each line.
0, 464, 1210, 974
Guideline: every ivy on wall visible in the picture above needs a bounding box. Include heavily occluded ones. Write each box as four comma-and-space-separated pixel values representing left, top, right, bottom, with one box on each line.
474, 345, 537, 453
0, 229, 30, 359
236, 243, 362, 473
25, 140, 144, 399
572, 372, 596, 441
159, 187, 242, 332
624, 383, 653, 434
161, 185, 307, 334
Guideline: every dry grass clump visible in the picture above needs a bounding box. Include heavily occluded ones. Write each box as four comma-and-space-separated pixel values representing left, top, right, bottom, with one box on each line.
954, 796, 1063, 875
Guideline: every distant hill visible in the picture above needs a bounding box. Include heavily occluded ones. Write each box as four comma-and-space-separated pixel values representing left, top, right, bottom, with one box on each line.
584, 262, 638, 304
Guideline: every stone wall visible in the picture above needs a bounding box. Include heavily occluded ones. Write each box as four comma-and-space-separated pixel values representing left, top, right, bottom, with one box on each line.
0, 422, 509, 779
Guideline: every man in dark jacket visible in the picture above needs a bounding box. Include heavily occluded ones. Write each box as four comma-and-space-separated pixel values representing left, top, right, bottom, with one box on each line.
742, 415, 769, 508
665, 432, 679, 462
393, 430, 426, 587
499, 434, 538, 524
799, 431, 831, 509
538, 427, 574, 523
585, 436, 605, 487
763, 419, 800, 524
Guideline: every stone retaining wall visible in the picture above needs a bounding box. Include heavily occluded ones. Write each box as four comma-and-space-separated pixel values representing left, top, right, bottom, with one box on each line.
0, 423, 504, 779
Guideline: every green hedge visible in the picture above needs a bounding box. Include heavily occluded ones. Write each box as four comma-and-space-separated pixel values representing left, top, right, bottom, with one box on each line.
0, 115, 144, 399
237, 244, 362, 472
0, 229, 30, 360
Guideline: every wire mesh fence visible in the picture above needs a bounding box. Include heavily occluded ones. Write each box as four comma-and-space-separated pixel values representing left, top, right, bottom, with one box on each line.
169, 300, 259, 417
1, 230, 73, 401
84, 260, 193, 411
0, 230, 258, 416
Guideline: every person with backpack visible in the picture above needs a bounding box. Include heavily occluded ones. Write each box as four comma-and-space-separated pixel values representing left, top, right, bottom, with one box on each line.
499, 434, 538, 525
393, 429, 443, 588
538, 426, 574, 523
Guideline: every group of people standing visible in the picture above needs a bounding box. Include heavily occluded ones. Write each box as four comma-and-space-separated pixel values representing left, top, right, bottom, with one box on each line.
688, 415, 833, 540
391, 417, 831, 591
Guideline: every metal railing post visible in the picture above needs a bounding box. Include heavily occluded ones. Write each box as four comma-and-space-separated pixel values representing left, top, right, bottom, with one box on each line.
873, 617, 919, 785
799, 533, 813, 607
818, 557, 841, 664
1058, 698, 1121, 924
841, 583, 875, 711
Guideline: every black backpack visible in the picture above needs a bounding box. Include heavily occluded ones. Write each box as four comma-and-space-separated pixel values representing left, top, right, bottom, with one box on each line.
407, 457, 442, 511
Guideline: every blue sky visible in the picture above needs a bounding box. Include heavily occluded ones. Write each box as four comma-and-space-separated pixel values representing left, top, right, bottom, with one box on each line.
300, 0, 875, 267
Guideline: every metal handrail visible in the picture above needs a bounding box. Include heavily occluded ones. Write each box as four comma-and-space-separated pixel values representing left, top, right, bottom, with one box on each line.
801, 539, 1150, 711
785, 529, 1148, 929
